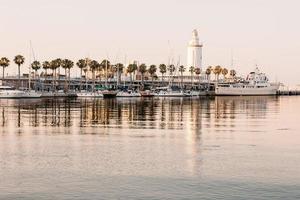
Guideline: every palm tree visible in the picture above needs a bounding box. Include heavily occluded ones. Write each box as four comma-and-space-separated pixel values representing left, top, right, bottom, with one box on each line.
194, 68, 201, 87
61, 59, 74, 92
206, 66, 213, 81
178, 65, 185, 89
89, 60, 100, 91
14, 55, 25, 89
213, 65, 222, 82
0, 57, 10, 82
159, 64, 167, 82
83, 68, 88, 90
138, 63, 147, 85
221, 68, 228, 80
50, 59, 61, 92
42, 61, 50, 79
167, 64, 175, 84
76, 59, 88, 91
148, 64, 157, 86
100, 59, 110, 87
230, 69, 236, 78
189, 66, 195, 86
31, 60, 41, 91
114, 63, 124, 85
127, 63, 137, 84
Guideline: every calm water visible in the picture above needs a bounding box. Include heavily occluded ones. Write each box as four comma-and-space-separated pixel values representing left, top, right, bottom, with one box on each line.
0, 96, 300, 199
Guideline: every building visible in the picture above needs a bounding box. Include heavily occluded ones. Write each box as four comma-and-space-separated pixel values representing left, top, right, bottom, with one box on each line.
187, 29, 203, 72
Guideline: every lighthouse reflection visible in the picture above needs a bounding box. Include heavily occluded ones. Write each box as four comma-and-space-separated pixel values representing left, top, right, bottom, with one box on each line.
0, 96, 278, 134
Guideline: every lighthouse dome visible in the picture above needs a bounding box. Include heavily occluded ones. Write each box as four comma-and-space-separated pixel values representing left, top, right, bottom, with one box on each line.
189, 29, 202, 47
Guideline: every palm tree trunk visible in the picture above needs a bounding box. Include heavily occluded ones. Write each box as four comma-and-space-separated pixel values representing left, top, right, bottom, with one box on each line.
64, 68, 67, 92
80, 69, 82, 92
2, 67, 4, 82
68, 68, 71, 92
181, 72, 183, 90
34, 70, 36, 91
18, 65, 20, 89
92, 70, 95, 92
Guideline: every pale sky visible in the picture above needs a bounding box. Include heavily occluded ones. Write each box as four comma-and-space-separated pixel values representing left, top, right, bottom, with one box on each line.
1, 0, 299, 85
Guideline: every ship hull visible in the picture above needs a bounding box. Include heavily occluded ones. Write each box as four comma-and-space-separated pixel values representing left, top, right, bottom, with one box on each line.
215, 85, 279, 96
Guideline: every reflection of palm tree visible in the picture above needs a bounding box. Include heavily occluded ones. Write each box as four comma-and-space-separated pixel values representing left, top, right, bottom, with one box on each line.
14, 55, 25, 89
159, 64, 167, 82
0, 57, 10, 82
31, 60, 41, 91
178, 65, 185, 89
138, 63, 147, 86
148, 65, 157, 86
76, 59, 88, 91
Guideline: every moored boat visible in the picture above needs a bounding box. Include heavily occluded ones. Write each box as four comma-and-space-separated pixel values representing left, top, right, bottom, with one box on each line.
0, 86, 41, 98
215, 68, 279, 96
140, 90, 155, 97
117, 90, 141, 97
77, 90, 103, 98
101, 90, 118, 98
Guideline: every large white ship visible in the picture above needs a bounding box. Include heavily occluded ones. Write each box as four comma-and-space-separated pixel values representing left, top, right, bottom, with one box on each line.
215, 68, 279, 96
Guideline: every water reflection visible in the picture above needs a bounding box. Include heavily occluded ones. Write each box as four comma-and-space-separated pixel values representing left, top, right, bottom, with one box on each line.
0, 96, 279, 131
0, 96, 279, 134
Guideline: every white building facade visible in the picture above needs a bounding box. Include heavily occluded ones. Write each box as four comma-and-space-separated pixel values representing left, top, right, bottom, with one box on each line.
187, 29, 203, 72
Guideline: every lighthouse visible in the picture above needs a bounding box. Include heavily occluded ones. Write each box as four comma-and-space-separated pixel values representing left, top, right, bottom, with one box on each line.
187, 29, 203, 71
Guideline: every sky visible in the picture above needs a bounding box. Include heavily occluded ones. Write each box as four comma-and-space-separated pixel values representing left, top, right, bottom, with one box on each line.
0, 0, 300, 85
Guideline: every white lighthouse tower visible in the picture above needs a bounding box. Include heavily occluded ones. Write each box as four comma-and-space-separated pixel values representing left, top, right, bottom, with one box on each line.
187, 29, 203, 71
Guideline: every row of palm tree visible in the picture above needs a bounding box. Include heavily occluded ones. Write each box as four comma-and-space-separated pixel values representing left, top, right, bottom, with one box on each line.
0, 55, 237, 92
205, 66, 237, 82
